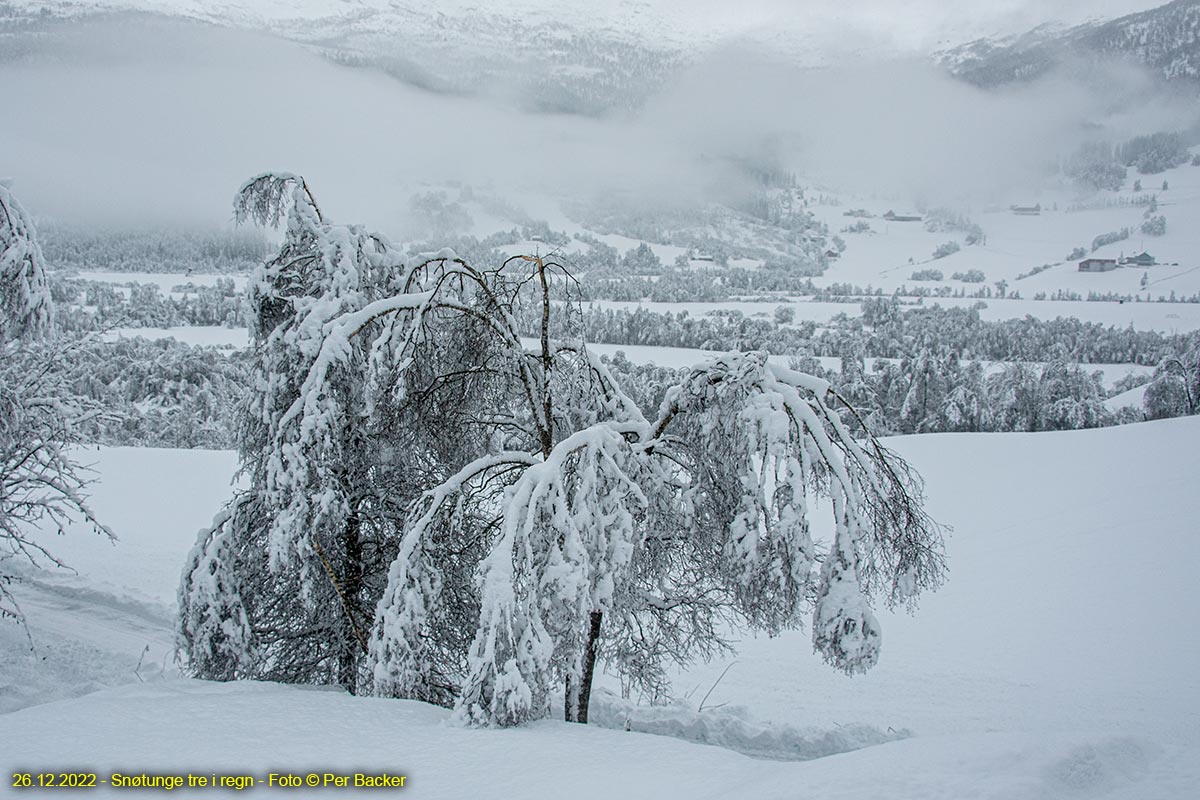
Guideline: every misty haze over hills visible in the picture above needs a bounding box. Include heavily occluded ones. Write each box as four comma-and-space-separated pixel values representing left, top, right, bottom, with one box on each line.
4, 0, 1199, 114
1, 0, 1198, 229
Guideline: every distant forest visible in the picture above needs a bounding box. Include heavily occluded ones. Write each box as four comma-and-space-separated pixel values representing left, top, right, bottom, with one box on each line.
57, 295, 1200, 450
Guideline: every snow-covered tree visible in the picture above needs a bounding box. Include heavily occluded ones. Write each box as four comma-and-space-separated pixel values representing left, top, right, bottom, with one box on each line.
1037, 358, 1108, 431
941, 361, 987, 432
986, 362, 1042, 432
177, 496, 258, 680
1141, 215, 1166, 237
621, 243, 663, 274
181, 174, 946, 728
179, 173, 432, 688
1143, 350, 1199, 420
1, 184, 54, 340
898, 348, 954, 433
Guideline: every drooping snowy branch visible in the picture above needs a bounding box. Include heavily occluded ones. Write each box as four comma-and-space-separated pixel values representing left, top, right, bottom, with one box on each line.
649, 352, 944, 668
455, 422, 651, 726
369, 451, 538, 705
811, 496, 882, 673
1, 202, 112, 627
177, 496, 257, 680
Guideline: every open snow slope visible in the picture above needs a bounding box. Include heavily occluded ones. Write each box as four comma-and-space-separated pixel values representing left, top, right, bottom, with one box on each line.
5, 680, 1197, 799
807, 151, 1200, 304
0, 447, 239, 712
3, 419, 1198, 797
659, 419, 1200, 746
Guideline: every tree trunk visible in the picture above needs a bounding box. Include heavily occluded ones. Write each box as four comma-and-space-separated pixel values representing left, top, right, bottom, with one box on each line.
566, 611, 603, 724
337, 510, 363, 692
564, 676, 579, 723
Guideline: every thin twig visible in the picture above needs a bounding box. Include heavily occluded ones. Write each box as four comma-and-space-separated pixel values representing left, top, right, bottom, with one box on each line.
698, 661, 737, 713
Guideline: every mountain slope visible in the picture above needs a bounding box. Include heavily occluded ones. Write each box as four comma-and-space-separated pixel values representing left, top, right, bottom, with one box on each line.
941, 0, 1200, 87
0, 1, 687, 115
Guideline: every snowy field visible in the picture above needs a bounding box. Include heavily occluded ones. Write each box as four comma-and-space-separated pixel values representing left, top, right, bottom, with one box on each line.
103, 326, 250, 348
4, 418, 1197, 798
807, 154, 1200, 297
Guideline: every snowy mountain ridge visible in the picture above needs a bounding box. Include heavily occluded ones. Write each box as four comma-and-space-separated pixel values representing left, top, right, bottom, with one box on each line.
4, 0, 751, 48
7, 1, 1189, 78
0, 0, 697, 116
6, 1, 1196, 119
940, 0, 1200, 87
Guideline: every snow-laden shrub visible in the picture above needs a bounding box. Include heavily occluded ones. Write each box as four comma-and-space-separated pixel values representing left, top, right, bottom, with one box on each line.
931, 241, 961, 260
1140, 215, 1166, 237
1091, 228, 1129, 252
910, 268, 944, 281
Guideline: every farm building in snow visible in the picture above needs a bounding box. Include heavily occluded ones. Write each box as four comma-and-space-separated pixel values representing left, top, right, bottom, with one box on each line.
1078, 258, 1118, 273
1121, 252, 1156, 267
883, 210, 922, 222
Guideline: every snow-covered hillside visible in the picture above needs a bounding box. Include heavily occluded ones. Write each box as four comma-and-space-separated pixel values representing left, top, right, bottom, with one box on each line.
805, 151, 1200, 301
70, 143, 1200, 340
0, 447, 239, 712
4, 418, 1197, 796
7, 0, 1172, 55
941, 0, 1200, 86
